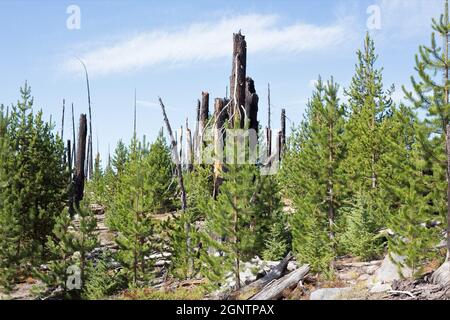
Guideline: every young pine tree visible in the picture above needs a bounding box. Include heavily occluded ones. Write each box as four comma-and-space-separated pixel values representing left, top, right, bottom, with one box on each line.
38, 205, 98, 299
384, 106, 440, 277
0, 84, 67, 289
402, 0, 450, 283
167, 165, 212, 279
201, 163, 259, 290
281, 77, 345, 274
111, 137, 172, 287
340, 33, 395, 258
258, 175, 290, 261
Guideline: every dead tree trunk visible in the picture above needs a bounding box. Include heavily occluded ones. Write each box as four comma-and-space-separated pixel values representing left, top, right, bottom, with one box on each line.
280, 108, 286, 158
71, 103, 76, 169
158, 97, 192, 275
61, 99, 65, 142
267, 83, 271, 130
250, 264, 310, 300
200, 92, 209, 132
74, 114, 87, 211
78, 58, 93, 180
194, 99, 201, 164
213, 98, 227, 199
245, 77, 259, 132
229, 252, 293, 300
230, 32, 247, 129
265, 127, 272, 158
186, 118, 193, 172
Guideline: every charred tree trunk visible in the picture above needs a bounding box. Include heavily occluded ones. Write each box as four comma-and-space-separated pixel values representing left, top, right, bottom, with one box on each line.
71, 103, 76, 170
74, 114, 87, 212
61, 99, 65, 142
213, 98, 227, 199
245, 77, 259, 132
230, 32, 247, 129
280, 108, 286, 160
265, 127, 272, 158
200, 92, 209, 132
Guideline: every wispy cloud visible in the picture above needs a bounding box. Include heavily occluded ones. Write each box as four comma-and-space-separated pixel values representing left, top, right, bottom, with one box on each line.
377, 0, 442, 40
63, 13, 355, 77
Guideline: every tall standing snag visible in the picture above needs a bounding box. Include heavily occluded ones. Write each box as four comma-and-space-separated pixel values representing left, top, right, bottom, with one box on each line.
74, 114, 87, 211
230, 32, 247, 128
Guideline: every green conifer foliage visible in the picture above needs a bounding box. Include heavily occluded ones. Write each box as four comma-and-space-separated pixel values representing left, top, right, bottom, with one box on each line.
343, 33, 393, 195
403, 0, 450, 260
0, 84, 67, 290
281, 77, 345, 273
38, 206, 98, 299
201, 163, 259, 289
338, 192, 384, 261
112, 140, 129, 175
384, 106, 441, 276
167, 165, 212, 279
108, 135, 173, 287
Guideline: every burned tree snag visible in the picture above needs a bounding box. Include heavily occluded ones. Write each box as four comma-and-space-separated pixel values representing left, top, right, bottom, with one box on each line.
200, 92, 210, 131
230, 32, 247, 128
213, 98, 227, 199
61, 99, 65, 141
186, 120, 193, 172
245, 77, 259, 132
158, 97, 192, 275
71, 103, 76, 168
267, 83, 271, 130
74, 114, 87, 211
265, 127, 272, 158
280, 108, 286, 158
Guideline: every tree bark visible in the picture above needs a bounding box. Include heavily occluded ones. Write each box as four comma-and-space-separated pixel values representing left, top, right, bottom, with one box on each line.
230, 32, 247, 129
74, 114, 87, 211
250, 264, 310, 300
245, 77, 259, 132
280, 108, 286, 157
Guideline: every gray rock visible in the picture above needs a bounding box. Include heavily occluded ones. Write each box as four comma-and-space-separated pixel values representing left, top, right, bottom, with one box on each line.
369, 282, 392, 293
310, 287, 352, 300
372, 253, 412, 284
430, 261, 450, 287
357, 274, 370, 281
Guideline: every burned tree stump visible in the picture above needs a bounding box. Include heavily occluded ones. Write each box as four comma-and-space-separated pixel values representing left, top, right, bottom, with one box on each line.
230, 32, 247, 129
73, 114, 87, 211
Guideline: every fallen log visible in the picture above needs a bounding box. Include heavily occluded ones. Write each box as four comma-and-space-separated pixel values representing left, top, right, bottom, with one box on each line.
250, 264, 310, 300
228, 252, 293, 300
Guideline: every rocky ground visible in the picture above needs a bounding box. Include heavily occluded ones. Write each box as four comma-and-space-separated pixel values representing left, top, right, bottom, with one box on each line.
2, 206, 449, 300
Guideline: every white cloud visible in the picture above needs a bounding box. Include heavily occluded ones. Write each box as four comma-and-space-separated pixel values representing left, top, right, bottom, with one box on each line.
63, 14, 355, 77
377, 0, 442, 39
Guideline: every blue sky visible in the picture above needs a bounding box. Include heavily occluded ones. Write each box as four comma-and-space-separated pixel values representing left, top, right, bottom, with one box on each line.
0, 0, 444, 162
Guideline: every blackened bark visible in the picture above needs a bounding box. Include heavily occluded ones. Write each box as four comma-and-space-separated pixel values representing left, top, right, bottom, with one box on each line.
245, 77, 259, 132
74, 114, 87, 211
230, 32, 247, 128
